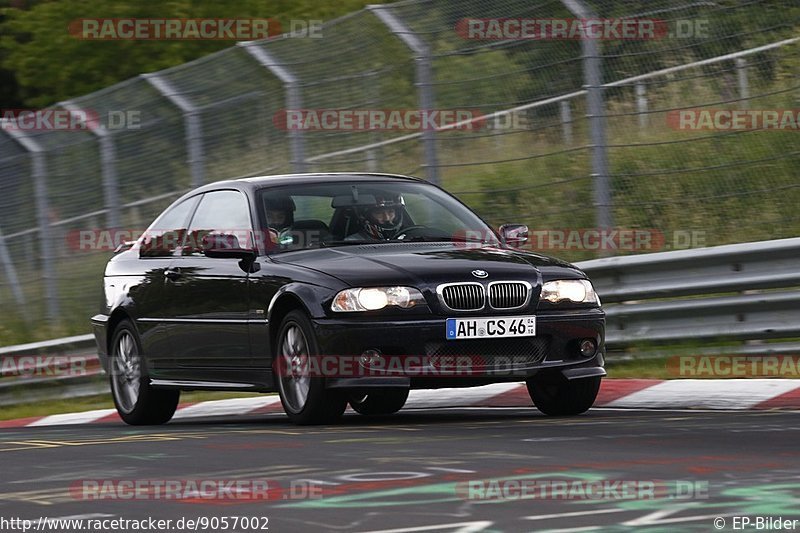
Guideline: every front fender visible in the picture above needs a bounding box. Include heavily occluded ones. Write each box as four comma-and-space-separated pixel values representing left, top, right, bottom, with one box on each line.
267, 282, 337, 321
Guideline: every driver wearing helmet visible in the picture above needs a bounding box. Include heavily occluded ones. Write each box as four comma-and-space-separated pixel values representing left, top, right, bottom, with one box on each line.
264, 195, 296, 246
348, 193, 406, 241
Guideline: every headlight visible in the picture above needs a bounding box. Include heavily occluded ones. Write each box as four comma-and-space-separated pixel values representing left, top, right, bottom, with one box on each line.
541, 279, 599, 304
331, 287, 426, 312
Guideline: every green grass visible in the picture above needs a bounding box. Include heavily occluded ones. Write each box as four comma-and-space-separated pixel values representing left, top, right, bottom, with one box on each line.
606, 357, 673, 379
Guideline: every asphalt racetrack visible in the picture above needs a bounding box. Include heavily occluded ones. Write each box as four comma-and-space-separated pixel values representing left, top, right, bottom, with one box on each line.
1, 407, 799, 532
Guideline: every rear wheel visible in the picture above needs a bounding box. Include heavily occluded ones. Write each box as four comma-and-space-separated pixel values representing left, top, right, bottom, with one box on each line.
110, 320, 179, 425
274, 310, 347, 425
527, 374, 600, 416
349, 389, 409, 415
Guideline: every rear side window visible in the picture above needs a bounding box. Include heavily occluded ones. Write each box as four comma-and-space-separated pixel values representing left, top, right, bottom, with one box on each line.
150, 196, 199, 231
139, 196, 200, 257
183, 190, 252, 255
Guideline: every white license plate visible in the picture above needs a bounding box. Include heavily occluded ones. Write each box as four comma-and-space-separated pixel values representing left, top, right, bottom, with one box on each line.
446, 316, 536, 340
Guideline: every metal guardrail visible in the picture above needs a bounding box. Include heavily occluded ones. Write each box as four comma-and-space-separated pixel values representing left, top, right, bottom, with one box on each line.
0, 333, 95, 356
1, 237, 798, 405
0, 334, 103, 406
577, 237, 800, 356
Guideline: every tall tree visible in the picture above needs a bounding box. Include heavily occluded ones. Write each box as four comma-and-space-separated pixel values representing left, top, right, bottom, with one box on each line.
0, 0, 379, 107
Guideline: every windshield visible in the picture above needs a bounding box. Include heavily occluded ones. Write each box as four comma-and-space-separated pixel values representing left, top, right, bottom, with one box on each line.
258, 180, 499, 253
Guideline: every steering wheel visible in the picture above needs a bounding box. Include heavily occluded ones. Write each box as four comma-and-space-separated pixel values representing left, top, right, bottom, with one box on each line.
394, 226, 450, 241
393, 225, 428, 240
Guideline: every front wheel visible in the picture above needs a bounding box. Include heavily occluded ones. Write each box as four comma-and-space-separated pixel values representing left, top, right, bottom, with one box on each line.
349, 389, 409, 415
527, 374, 600, 416
109, 320, 179, 425
274, 310, 347, 425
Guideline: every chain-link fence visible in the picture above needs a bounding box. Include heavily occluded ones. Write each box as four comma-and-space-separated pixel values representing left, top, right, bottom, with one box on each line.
0, 0, 798, 341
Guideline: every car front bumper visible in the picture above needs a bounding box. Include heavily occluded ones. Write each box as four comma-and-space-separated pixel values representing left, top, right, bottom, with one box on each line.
310, 309, 605, 389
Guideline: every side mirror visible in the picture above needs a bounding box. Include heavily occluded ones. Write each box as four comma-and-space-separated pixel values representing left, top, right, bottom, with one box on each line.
202, 233, 257, 260
139, 229, 185, 257
499, 224, 528, 248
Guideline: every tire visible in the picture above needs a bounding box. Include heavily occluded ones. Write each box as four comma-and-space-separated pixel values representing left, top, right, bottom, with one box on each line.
273, 310, 347, 425
527, 374, 601, 416
349, 389, 409, 416
109, 319, 179, 425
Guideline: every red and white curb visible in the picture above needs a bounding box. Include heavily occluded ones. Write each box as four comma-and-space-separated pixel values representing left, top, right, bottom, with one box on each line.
2, 379, 799, 429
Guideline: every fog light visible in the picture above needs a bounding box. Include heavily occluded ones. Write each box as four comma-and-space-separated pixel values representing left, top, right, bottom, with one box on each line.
580, 339, 597, 357
360, 349, 383, 366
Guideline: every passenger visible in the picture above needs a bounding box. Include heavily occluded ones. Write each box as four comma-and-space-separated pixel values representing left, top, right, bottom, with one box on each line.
264, 195, 296, 246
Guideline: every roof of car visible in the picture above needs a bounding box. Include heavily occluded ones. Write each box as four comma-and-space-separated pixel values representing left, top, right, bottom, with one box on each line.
172, 173, 429, 204
239, 172, 424, 186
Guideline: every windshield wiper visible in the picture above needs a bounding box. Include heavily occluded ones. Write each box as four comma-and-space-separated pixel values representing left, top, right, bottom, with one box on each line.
420, 236, 494, 245
323, 237, 496, 247
322, 240, 377, 247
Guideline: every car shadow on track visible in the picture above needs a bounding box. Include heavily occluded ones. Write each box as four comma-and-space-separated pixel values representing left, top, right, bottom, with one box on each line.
158, 406, 622, 429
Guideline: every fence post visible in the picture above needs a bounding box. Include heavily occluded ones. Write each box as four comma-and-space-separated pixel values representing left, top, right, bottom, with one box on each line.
370, 5, 440, 185
238, 42, 308, 173
635, 82, 649, 129
142, 74, 206, 188
736, 57, 750, 109
0, 228, 27, 314
365, 69, 381, 172
61, 102, 120, 230
1, 128, 60, 323
560, 100, 573, 144
562, 0, 613, 235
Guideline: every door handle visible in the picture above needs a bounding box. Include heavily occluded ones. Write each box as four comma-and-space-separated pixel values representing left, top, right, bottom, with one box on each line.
164, 267, 182, 280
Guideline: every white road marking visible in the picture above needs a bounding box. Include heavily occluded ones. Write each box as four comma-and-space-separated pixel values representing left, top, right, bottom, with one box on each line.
28, 409, 116, 427
405, 383, 522, 409
539, 527, 603, 533
622, 507, 734, 526
604, 379, 800, 410
356, 521, 494, 533
523, 509, 629, 521
172, 395, 281, 419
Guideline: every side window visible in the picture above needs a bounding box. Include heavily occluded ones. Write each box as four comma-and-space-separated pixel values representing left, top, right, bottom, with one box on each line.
183, 190, 252, 256
139, 196, 200, 257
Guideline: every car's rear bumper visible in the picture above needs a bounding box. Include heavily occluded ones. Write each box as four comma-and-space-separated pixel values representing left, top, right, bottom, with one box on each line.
311, 309, 605, 389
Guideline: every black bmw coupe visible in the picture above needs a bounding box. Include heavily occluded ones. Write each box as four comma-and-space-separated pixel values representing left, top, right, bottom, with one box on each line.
91, 173, 605, 425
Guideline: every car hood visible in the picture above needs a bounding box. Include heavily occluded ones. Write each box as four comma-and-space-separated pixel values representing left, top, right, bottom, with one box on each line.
271, 243, 580, 286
